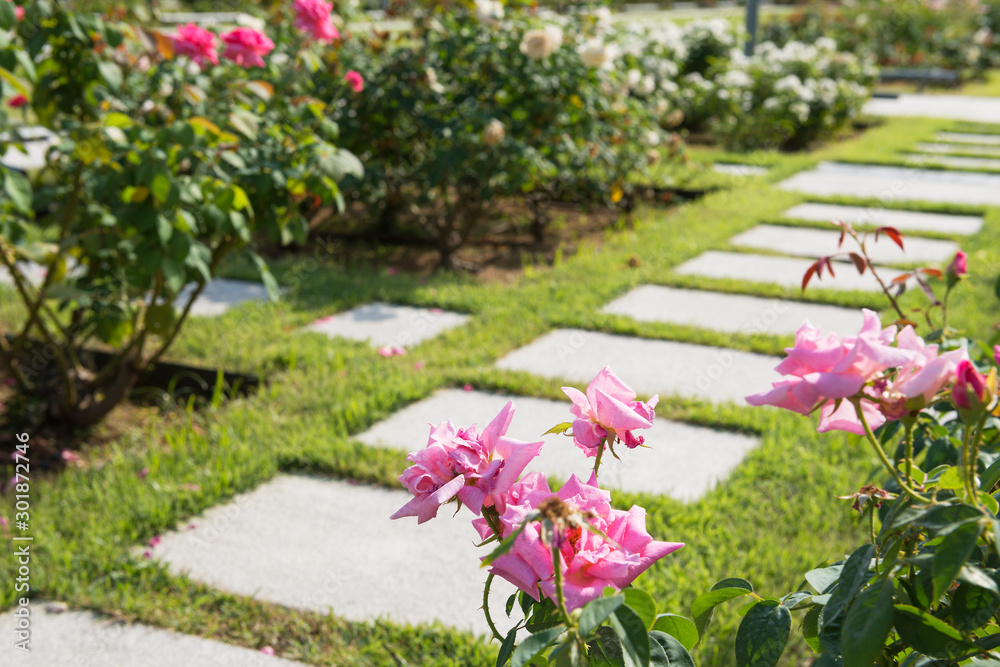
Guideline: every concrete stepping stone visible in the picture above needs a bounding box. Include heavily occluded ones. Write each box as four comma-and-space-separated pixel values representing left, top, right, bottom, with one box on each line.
0, 262, 47, 287
730, 224, 959, 265
148, 475, 517, 637
781, 203, 982, 236
1, 126, 57, 172
778, 162, 1000, 206
915, 142, 1000, 157
356, 389, 760, 501
305, 302, 470, 348
0, 608, 305, 665
495, 329, 778, 404
865, 94, 1000, 123
936, 131, 1000, 146
602, 285, 865, 337
904, 153, 1000, 170
177, 278, 272, 317
712, 163, 767, 177
673, 251, 907, 292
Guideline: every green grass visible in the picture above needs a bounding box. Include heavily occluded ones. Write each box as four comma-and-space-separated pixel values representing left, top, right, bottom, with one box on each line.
1, 114, 999, 666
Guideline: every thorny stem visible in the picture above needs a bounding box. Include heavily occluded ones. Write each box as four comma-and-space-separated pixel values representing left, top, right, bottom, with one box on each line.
903, 422, 916, 490
482, 574, 505, 643
855, 400, 930, 504
855, 232, 907, 323
868, 507, 877, 548
551, 532, 573, 628
593, 437, 606, 478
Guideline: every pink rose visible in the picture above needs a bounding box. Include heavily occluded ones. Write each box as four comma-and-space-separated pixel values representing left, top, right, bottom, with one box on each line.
994, 345, 1000, 367
172, 23, 219, 67
391, 402, 544, 523
344, 70, 364, 92
884, 326, 967, 412
221, 28, 275, 68
953, 360, 990, 412
562, 366, 658, 457
485, 473, 684, 612
7, 94, 27, 108
948, 250, 968, 280
293, 0, 340, 43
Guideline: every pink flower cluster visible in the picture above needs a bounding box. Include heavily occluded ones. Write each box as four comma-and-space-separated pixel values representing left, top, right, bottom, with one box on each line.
746, 309, 968, 434
293, 0, 340, 43
474, 472, 683, 611
563, 366, 658, 456
390, 402, 543, 523
172, 25, 274, 69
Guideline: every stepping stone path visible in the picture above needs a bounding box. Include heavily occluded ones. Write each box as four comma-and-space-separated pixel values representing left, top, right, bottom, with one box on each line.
782, 203, 983, 235
730, 224, 959, 265
0, 608, 304, 665
357, 389, 761, 501
602, 285, 865, 337
177, 278, 272, 317
149, 474, 517, 637
936, 132, 1000, 146
495, 329, 779, 404
779, 162, 1000, 206
915, 142, 1000, 157
712, 163, 767, 177
305, 302, 469, 348
673, 251, 907, 292
865, 94, 1000, 123
904, 154, 1000, 170
1, 126, 57, 172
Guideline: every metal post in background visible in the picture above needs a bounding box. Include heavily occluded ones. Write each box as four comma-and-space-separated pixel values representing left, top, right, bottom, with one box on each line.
745, 0, 759, 56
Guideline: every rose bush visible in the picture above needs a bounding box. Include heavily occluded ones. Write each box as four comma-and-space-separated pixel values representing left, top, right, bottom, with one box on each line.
0, 1, 360, 426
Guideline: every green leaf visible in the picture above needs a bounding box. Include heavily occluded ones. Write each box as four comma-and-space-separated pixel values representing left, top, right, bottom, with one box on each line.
692, 586, 754, 640
97, 61, 123, 91
818, 545, 874, 658
0, 1, 14, 30
648, 631, 695, 667
318, 147, 364, 181
161, 258, 185, 294
579, 595, 624, 637
893, 604, 978, 658
228, 110, 259, 140
542, 422, 573, 436
151, 173, 171, 205
624, 590, 657, 631
156, 215, 173, 245
548, 640, 579, 667
588, 626, 627, 667
0, 66, 28, 97
510, 625, 564, 667
937, 466, 965, 490
840, 578, 894, 667
104, 112, 134, 128
611, 605, 650, 667
802, 606, 822, 653
735, 601, 790, 667
144, 304, 176, 336
496, 626, 518, 667
932, 520, 981, 600
229, 185, 251, 213
651, 615, 698, 651
805, 564, 843, 594
4, 170, 32, 214
918, 504, 983, 533
981, 456, 1000, 493
953, 580, 1000, 633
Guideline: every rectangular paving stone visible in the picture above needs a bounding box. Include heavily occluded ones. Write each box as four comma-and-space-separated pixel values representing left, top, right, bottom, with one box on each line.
730, 224, 959, 265
904, 153, 1000, 170
864, 94, 1000, 123
602, 285, 865, 337
673, 251, 907, 292
149, 475, 516, 637
495, 329, 779, 404
781, 203, 982, 236
936, 131, 1000, 146
357, 389, 760, 501
0, 609, 305, 666
915, 142, 1000, 157
304, 302, 469, 348
712, 163, 767, 177
779, 162, 1000, 206
1, 126, 57, 172
177, 278, 272, 317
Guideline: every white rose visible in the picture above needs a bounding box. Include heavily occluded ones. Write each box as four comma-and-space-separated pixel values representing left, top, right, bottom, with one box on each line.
475, 0, 504, 26
626, 69, 642, 89
520, 25, 563, 59
644, 130, 661, 147
637, 74, 656, 95
482, 119, 505, 146
578, 38, 618, 69
426, 67, 445, 94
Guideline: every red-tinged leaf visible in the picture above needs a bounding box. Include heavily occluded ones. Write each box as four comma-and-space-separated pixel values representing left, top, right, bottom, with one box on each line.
849, 252, 867, 275
891, 272, 913, 285
877, 226, 905, 250
894, 282, 907, 299
915, 276, 941, 305
838, 228, 846, 248
824, 257, 836, 278
920, 267, 943, 279
802, 261, 819, 291
815, 258, 825, 279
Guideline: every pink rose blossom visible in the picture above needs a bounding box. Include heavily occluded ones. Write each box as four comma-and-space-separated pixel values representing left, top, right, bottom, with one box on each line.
391, 402, 544, 523
172, 24, 219, 67
344, 70, 364, 92
562, 366, 658, 457
994, 345, 1000, 367
953, 360, 989, 412
7, 94, 27, 108
292, 0, 340, 43
221, 28, 275, 68
463, 384, 473, 391
884, 326, 967, 412
948, 250, 968, 279
485, 473, 684, 612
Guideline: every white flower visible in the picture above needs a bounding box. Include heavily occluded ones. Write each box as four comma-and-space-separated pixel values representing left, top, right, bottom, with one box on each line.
426, 68, 445, 94
578, 38, 619, 69
626, 69, 643, 89
520, 25, 563, 59
721, 69, 751, 89
659, 79, 679, 95
790, 101, 810, 122
637, 74, 656, 95
474, 0, 504, 25
974, 27, 992, 46
482, 119, 505, 146
644, 129, 661, 146
590, 6, 613, 32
